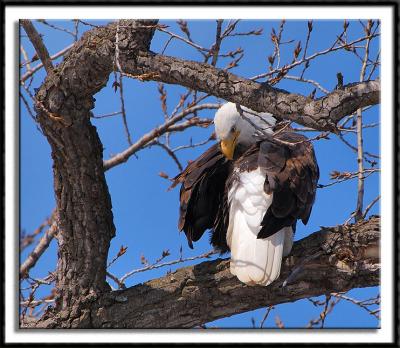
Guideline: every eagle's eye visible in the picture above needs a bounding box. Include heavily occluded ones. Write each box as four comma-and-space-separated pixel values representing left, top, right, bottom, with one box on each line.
230, 126, 237, 133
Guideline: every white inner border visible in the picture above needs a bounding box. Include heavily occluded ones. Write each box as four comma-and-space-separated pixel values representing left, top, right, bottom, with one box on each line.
6, 5, 394, 344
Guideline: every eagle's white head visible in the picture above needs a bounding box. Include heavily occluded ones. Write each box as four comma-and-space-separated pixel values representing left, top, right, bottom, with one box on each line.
214, 102, 276, 159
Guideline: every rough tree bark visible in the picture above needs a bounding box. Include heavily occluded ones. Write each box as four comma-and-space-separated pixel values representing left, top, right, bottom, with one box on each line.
26, 217, 379, 328
30, 20, 158, 328
93, 216, 379, 329
22, 19, 381, 328
123, 53, 379, 131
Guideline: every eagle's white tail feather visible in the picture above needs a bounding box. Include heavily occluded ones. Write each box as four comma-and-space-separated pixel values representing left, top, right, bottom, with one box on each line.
230, 209, 285, 285
228, 168, 291, 286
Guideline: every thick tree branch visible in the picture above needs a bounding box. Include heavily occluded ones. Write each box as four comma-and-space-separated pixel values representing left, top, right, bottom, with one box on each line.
30, 19, 158, 328
20, 20, 54, 75
27, 216, 379, 328
122, 52, 380, 131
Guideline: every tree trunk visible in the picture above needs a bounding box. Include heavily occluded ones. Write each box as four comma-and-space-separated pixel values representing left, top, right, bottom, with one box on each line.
31, 19, 158, 328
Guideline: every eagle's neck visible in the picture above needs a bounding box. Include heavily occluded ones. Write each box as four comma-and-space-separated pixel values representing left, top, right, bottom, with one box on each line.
233, 143, 252, 160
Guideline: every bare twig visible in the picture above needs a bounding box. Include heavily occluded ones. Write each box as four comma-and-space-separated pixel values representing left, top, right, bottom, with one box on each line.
166, 118, 212, 133
355, 20, 373, 222
116, 72, 133, 145
72, 19, 79, 41
170, 91, 191, 118
176, 19, 193, 41
251, 33, 379, 81
223, 52, 244, 71
221, 19, 240, 37
271, 20, 285, 70
152, 141, 183, 171
260, 306, 274, 328
103, 103, 220, 171
284, 75, 329, 94
20, 273, 56, 321
318, 168, 379, 189
211, 20, 223, 66
20, 211, 54, 251
362, 195, 381, 219
307, 295, 340, 328
20, 220, 58, 278
300, 20, 313, 78
332, 292, 380, 319
112, 28, 133, 144
20, 92, 42, 132
76, 19, 101, 28
172, 136, 214, 152
20, 44, 31, 71
161, 36, 174, 55
338, 122, 380, 133
275, 315, 285, 328
21, 43, 73, 82
337, 132, 380, 160
119, 250, 217, 284
20, 298, 56, 308
366, 50, 380, 80
106, 271, 126, 290
36, 19, 76, 38
157, 27, 209, 55
92, 111, 123, 119
225, 28, 263, 37
107, 245, 128, 269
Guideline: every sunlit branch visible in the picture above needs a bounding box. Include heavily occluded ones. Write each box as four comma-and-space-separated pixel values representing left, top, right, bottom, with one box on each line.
355, 20, 373, 222
20, 19, 54, 75
20, 43, 74, 82
103, 103, 220, 171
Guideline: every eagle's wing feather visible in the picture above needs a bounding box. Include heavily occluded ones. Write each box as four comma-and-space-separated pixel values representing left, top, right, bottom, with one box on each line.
257, 132, 319, 239
170, 143, 230, 250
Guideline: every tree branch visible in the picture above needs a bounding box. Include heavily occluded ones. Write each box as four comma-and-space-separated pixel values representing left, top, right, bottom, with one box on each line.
20, 19, 54, 75
27, 216, 379, 328
95, 216, 379, 328
355, 20, 373, 222
20, 43, 73, 82
20, 220, 58, 278
121, 52, 379, 131
103, 103, 218, 171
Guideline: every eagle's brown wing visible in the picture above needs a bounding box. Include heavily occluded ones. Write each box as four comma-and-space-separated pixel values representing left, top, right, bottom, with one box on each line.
170, 143, 230, 249
257, 131, 319, 239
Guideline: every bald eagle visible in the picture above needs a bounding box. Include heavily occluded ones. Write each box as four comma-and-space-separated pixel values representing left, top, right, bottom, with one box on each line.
171, 103, 319, 286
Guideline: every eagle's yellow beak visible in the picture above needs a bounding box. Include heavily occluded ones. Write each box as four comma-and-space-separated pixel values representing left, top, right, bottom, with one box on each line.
220, 131, 240, 160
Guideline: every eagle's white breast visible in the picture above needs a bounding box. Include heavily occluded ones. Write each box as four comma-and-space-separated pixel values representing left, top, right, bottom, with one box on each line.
227, 167, 293, 286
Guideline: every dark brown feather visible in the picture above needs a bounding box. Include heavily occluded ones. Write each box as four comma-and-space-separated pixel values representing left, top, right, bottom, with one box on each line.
170, 143, 231, 251
258, 132, 319, 239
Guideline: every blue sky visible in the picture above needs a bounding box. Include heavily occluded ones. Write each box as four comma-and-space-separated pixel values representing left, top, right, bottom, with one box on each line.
20, 19, 380, 328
